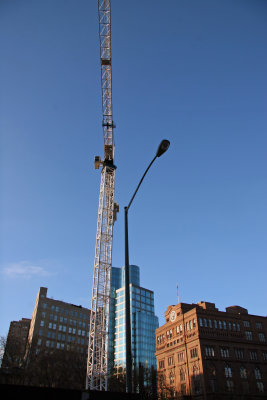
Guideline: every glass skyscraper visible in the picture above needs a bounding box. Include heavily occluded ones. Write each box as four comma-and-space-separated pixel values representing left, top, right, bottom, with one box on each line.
109, 265, 159, 373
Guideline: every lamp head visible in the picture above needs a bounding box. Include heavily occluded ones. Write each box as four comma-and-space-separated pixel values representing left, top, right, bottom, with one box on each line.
156, 139, 170, 157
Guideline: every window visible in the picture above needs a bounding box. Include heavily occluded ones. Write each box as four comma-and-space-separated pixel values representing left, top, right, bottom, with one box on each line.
204, 318, 208, 327
178, 351, 185, 362
186, 322, 189, 331
159, 360, 164, 369
218, 320, 222, 329
262, 352, 267, 361
190, 320, 193, 330
41, 312, 46, 318
223, 321, 227, 330
37, 338, 42, 346
225, 365, 232, 378
205, 346, 215, 357
208, 379, 216, 393
208, 319, 212, 328
235, 348, 244, 359
190, 348, 198, 358
256, 322, 263, 330
259, 333, 265, 342
243, 320, 250, 328
226, 380, 234, 392
250, 350, 258, 360
181, 383, 186, 394
228, 321, 232, 330
168, 356, 174, 366
193, 318, 196, 328
42, 303, 47, 309
193, 367, 201, 394
240, 366, 247, 379
245, 331, 253, 340
254, 367, 262, 380
214, 320, 217, 329
242, 381, 249, 394
236, 323, 240, 331
169, 372, 175, 385
40, 320, 44, 327
257, 382, 264, 393
180, 324, 183, 332
220, 347, 230, 358
180, 369, 186, 382
232, 322, 236, 331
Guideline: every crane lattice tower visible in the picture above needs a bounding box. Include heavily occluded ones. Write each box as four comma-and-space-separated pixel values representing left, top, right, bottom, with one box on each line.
86, 0, 118, 391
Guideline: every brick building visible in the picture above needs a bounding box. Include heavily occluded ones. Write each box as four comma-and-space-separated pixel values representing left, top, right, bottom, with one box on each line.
2, 318, 31, 368
155, 301, 267, 399
26, 287, 91, 358
1, 287, 91, 389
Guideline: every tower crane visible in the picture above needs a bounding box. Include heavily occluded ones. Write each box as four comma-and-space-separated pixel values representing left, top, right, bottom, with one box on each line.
86, 0, 118, 391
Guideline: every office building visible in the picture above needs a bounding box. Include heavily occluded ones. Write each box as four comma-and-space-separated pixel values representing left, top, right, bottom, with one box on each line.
109, 265, 159, 373
26, 287, 91, 358
155, 301, 267, 398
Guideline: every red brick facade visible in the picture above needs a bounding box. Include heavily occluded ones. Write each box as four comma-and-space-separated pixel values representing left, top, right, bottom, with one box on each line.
155, 302, 267, 399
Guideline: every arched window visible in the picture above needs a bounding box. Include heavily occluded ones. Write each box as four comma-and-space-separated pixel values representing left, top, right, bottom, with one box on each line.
193, 365, 200, 377
240, 366, 247, 379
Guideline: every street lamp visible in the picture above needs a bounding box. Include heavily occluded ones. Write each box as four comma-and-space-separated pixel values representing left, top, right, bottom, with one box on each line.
124, 139, 170, 393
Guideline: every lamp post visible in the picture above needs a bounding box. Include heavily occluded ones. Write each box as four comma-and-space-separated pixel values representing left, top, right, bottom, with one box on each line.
124, 139, 170, 393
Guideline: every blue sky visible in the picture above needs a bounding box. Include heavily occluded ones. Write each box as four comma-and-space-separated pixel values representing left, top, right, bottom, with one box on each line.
0, 0, 266, 338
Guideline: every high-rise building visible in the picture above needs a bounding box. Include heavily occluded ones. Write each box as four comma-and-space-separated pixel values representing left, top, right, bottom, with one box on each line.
2, 318, 31, 368
26, 287, 91, 358
109, 265, 159, 373
155, 301, 267, 399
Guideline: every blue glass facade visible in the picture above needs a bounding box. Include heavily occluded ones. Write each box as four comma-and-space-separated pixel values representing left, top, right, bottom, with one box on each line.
109, 265, 158, 371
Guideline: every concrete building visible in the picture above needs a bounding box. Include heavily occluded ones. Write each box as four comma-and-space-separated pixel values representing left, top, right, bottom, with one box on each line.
155, 301, 267, 399
110, 265, 159, 373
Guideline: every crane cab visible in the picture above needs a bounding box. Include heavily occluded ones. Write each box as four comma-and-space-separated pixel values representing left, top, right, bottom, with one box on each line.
94, 156, 102, 170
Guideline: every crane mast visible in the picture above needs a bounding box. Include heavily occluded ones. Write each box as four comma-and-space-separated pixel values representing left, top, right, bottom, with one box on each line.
86, 0, 117, 391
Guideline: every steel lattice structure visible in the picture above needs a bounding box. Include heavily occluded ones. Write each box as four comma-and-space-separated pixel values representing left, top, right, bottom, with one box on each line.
86, 0, 117, 391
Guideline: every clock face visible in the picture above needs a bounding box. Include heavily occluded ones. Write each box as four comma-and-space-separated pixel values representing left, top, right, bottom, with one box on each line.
170, 311, 176, 322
